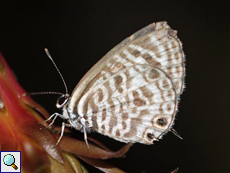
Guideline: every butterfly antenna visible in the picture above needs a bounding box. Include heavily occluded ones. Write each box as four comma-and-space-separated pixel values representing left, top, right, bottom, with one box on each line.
23, 91, 65, 96
45, 48, 68, 95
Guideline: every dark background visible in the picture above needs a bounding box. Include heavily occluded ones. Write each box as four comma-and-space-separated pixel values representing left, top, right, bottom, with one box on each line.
0, 1, 230, 173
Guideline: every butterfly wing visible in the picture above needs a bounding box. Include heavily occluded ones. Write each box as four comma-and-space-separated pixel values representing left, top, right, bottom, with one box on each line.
69, 21, 185, 144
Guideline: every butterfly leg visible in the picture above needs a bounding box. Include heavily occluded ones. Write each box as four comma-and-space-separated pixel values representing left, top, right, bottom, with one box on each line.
54, 122, 73, 147
83, 127, 89, 150
40, 113, 66, 128
46, 113, 59, 128
39, 113, 58, 124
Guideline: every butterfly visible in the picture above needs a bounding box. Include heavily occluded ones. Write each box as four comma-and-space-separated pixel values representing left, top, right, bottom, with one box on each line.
44, 21, 185, 147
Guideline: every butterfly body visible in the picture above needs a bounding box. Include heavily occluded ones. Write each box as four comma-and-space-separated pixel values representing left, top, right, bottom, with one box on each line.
60, 21, 185, 144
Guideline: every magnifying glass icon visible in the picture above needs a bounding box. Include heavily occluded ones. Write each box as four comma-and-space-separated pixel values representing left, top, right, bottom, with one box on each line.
3, 154, 18, 170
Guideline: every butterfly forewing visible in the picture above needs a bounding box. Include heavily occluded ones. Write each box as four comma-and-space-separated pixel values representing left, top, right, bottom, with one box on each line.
68, 21, 185, 144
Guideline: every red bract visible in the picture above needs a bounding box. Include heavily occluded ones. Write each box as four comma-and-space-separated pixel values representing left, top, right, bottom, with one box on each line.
0, 53, 131, 173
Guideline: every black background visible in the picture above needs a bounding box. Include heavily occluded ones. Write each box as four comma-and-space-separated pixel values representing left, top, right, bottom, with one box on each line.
1, 1, 230, 173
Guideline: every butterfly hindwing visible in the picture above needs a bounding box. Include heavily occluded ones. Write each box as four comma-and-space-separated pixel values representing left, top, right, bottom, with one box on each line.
67, 21, 185, 144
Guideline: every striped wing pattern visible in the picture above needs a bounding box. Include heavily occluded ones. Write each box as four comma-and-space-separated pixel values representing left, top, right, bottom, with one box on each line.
69, 22, 185, 144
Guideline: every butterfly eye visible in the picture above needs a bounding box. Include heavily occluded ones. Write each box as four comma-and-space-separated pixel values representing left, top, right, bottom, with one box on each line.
56, 94, 69, 109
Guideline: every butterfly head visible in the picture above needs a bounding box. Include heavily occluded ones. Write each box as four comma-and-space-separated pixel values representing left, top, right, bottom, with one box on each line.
56, 94, 70, 109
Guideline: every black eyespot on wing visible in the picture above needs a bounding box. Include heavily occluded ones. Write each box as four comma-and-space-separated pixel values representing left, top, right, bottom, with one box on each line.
156, 117, 168, 127
147, 133, 154, 140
